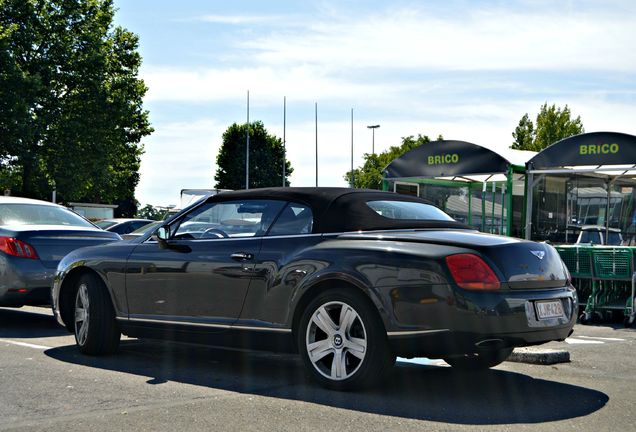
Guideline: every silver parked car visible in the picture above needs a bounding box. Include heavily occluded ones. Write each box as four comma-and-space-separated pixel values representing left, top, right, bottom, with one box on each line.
0, 196, 121, 307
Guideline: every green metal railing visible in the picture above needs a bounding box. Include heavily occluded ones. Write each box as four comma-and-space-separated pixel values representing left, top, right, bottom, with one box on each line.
555, 245, 635, 325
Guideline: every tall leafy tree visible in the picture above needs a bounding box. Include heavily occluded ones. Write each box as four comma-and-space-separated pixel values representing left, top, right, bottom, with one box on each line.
0, 0, 152, 214
136, 204, 164, 221
215, 121, 292, 190
512, 113, 535, 151
511, 103, 584, 151
345, 134, 439, 189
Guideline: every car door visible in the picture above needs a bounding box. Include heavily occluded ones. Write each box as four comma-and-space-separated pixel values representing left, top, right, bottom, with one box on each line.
240, 202, 324, 326
124, 199, 285, 326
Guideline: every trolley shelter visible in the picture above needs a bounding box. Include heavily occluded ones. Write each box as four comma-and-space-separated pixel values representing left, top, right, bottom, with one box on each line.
382, 140, 535, 237
525, 132, 636, 243
525, 132, 636, 325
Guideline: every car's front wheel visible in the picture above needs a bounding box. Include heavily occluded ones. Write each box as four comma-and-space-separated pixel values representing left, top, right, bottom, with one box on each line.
298, 289, 394, 390
74, 273, 120, 355
444, 347, 513, 371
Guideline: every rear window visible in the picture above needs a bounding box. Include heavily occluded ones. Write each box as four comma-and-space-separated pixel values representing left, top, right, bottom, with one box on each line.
607, 232, 623, 246
579, 230, 601, 245
0, 204, 94, 227
367, 200, 454, 221
94, 220, 117, 229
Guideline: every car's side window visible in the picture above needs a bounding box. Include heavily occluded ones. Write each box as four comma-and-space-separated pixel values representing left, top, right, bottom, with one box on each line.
173, 199, 285, 240
267, 203, 313, 236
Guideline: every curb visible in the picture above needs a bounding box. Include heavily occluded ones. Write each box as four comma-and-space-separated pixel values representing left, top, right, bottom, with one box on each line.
508, 347, 570, 365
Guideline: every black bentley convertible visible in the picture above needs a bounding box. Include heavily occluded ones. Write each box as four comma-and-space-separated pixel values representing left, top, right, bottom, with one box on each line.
52, 188, 576, 389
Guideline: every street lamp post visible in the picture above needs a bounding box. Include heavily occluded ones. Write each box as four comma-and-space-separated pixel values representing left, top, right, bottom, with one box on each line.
367, 124, 380, 154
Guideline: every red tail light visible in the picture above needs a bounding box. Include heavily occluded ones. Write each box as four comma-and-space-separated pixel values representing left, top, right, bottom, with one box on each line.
445, 254, 500, 290
0, 237, 39, 259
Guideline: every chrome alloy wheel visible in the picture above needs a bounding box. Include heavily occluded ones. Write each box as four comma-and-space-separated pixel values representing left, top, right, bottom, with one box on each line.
74, 283, 90, 346
305, 301, 368, 381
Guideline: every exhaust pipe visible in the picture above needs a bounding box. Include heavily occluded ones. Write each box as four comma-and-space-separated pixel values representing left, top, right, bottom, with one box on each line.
475, 339, 505, 349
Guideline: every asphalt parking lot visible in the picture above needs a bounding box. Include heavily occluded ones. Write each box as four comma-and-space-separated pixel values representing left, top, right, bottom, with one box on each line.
1, 306, 634, 432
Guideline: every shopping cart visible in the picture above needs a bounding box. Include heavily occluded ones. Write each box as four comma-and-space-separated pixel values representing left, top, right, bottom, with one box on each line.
556, 245, 635, 326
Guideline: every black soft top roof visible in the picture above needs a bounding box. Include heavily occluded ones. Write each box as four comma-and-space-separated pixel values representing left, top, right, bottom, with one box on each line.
207, 187, 468, 233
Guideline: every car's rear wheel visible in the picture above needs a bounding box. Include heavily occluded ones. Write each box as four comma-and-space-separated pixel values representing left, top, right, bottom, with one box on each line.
298, 289, 394, 390
74, 273, 120, 355
444, 347, 513, 371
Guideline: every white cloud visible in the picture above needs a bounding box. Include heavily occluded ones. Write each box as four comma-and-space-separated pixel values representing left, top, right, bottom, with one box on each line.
197, 14, 281, 25
132, 1, 636, 206
141, 65, 409, 103
136, 119, 224, 207
241, 6, 636, 72
140, 2, 635, 106
136, 96, 636, 206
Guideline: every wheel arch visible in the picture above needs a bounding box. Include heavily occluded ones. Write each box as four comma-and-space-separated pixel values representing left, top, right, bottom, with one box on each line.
290, 276, 389, 352
58, 266, 112, 332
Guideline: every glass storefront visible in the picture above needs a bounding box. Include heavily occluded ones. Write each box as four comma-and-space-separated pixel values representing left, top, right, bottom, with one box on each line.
529, 173, 636, 244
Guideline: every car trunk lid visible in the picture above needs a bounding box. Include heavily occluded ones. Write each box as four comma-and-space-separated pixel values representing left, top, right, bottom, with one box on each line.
9, 226, 120, 269
338, 229, 568, 288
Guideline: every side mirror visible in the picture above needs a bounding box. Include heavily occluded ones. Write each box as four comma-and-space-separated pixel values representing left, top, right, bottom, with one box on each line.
156, 225, 170, 249
156, 225, 170, 240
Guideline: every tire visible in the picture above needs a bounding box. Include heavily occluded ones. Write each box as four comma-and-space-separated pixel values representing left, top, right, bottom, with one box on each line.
73, 273, 120, 355
297, 288, 394, 390
579, 312, 590, 325
444, 347, 513, 371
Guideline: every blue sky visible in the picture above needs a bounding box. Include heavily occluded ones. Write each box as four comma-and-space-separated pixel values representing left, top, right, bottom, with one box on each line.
113, 0, 636, 207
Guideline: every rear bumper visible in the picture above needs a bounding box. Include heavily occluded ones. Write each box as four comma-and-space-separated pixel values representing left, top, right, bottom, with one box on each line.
0, 255, 55, 306
387, 285, 577, 358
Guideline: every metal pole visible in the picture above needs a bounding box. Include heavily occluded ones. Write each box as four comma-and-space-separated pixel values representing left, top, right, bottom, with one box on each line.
481, 181, 486, 232
315, 102, 318, 187
246, 90, 250, 190
350, 108, 354, 188
52, 181, 56, 203
525, 172, 534, 240
605, 179, 611, 243
372, 128, 375, 154
506, 166, 514, 237
367, 125, 380, 155
491, 181, 496, 234
468, 186, 472, 226
283, 96, 286, 187
501, 183, 506, 235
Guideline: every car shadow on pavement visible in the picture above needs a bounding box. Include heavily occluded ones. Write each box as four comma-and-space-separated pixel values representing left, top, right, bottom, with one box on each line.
45, 339, 609, 425
0, 307, 69, 338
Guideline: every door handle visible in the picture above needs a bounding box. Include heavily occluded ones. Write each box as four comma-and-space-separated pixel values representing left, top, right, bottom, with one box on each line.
231, 252, 254, 261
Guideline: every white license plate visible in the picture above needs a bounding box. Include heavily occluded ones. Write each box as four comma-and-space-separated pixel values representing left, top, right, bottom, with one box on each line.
535, 300, 564, 319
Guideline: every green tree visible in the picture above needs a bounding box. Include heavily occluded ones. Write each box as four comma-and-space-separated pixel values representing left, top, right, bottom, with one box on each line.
512, 113, 535, 151
345, 134, 438, 189
511, 103, 584, 151
215, 121, 292, 190
136, 204, 164, 221
0, 0, 152, 211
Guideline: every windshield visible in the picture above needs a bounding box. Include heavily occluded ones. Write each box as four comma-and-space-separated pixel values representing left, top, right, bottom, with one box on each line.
578, 230, 602, 245
367, 200, 454, 221
130, 220, 161, 235
0, 203, 94, 227
94, 220, 117, 229
607, 231, 623, 246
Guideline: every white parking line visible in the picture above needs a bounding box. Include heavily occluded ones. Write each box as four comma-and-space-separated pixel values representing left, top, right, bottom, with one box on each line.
565, 338, 604, 344
577, 336, 625, 342
397, 357, 448, 366
0, 339, 50, 350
